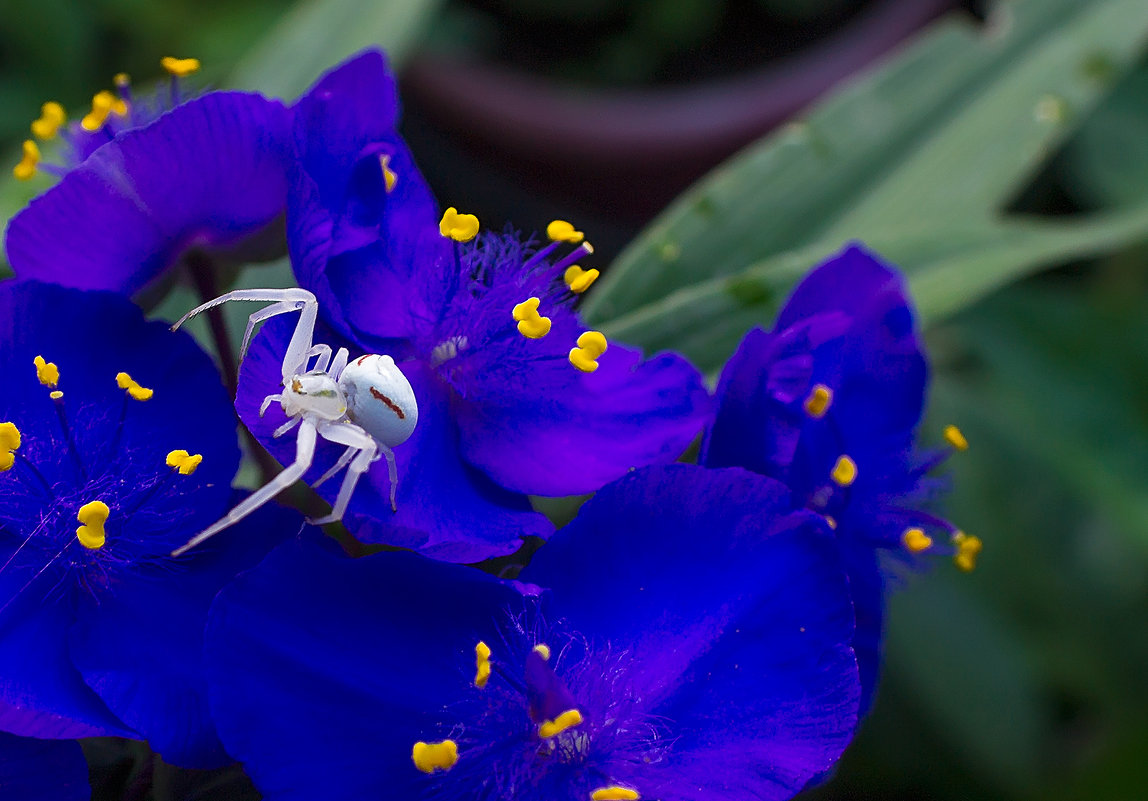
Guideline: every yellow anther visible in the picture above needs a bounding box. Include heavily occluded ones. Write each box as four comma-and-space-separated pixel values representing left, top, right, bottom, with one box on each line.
533, 644, 551, 661
0, 422, 22, 472
31, 102, 66, 140
512, 297, 552, 339
592, 788, 640, 801
115, 372, 154, 401
34, 355, 59, 388
804, 384, 832, 418
474, 641, 492, 689
411, 739, 458, 774
824, 515, 837, 530
50, 391, 63, 400
569, 331, 608, 373
547, 220, 584, 243
944, 424, 968, 451
564, 265, 600, 294
14, 140, 40, 181
114, 73, 131, 89
902, 527, 933, 553
81, 91, 127, 132
76, 500, 110, 550
161, 57, 201, 78
830, 455, 857, 487
166, 450, 203, 476
952, 532, 983, 573
439, 207, 480, 242
539, 708, 583, 739
379, 154, 397, 193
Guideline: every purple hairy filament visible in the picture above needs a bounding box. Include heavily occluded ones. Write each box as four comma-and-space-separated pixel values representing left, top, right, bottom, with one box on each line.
411, 621, 662, 801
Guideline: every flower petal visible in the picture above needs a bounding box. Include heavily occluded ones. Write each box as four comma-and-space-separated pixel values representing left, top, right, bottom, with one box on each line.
0, 281, 240, 543
289, 49, 447, 343
68, 500, 300, 769
235, 317, 551, 562
521, 465, 860, 797
6, 92, 290, 294
453, 343, 713, 496
0, 729, 90, 801
205, 535, 523, 801
0, 565, 132, 739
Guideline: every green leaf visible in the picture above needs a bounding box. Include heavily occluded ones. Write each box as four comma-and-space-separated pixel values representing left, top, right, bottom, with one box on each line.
228, 0, 445, 99
584, 0, 1148, 339
599, 204, 1148, 375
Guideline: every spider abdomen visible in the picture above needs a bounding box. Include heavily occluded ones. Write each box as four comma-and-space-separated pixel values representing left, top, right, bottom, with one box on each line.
341, 354, 418, 448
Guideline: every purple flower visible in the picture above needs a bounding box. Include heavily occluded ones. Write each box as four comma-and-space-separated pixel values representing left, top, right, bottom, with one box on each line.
205, 465, 860, 801
0, 726, 89, 801
6, 61, 290, 294
233, 51, 712, 562
699, 243, 976, 711
0, 280, 298, 767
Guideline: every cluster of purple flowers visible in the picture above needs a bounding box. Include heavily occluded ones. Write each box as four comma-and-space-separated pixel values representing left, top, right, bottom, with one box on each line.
0, 51, 976, 800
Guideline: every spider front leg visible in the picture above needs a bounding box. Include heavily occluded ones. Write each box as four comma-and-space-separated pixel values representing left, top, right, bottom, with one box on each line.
171, 418, 318, 556
170, 288, 320, 383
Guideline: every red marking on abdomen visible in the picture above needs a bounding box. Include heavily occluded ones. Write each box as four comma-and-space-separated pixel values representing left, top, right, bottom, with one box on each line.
356, 355, 371, 366
370, 387, 405, 419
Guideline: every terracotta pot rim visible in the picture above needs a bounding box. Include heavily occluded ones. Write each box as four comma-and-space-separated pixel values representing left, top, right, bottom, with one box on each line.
403, 0, 961, 166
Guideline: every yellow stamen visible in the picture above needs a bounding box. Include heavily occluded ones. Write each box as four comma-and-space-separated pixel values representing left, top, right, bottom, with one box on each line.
31, 102, 66, 141
539, 708, 583, 739
0, 422, 22, 472
564, 265, 599, 294
379, 154, 397, 193
411, 739, 458, 774
50, 391, 63, 400
161, 57, 201, 78
569, 331, 608, 373
81, 91, 127, 132
114, 73, 131, 89
166, 450, 203, 476
439, 207, 480, 242
944, 424, 968, 451
116, 372, 153, 401
824, 515, 837, 530
952, 531, 983, 572
14, 140, 40, 181
592, 788, 640, 801
830, 455, 857, 487
547, 220, 584, 243
804, 384, 832, 418
512, 297, 552, 339
76, 500, 109, 550
34, 355, 59, 388
533, 644, 551, 661
902, 527, 933, 553
474, 641, 492, 689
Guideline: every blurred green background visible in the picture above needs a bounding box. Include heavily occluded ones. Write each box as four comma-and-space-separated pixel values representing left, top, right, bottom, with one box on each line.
4, 0, 1148, 799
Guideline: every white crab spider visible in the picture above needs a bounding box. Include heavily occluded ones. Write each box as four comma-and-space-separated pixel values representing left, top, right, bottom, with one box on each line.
169, 288, 417, 556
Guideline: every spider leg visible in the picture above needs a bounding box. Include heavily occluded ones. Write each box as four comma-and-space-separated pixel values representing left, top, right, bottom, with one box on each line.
307, 421, 378, 526
171, 419, 318, 556
260, 394, 284, 417
273, 417, 301, 438
312, 445, 355, 488
172, 288, 316, 332
306, 344, 333, 373
239, 300, 301, 364
169, 288, 319, 384
379, 444, 399, 512
329, 348, 350, 381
